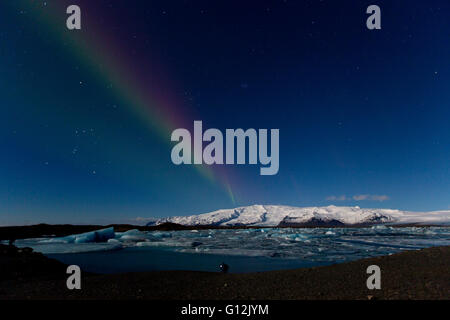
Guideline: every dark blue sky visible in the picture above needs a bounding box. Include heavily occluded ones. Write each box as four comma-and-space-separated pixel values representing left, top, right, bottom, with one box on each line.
1, 0, 449, 225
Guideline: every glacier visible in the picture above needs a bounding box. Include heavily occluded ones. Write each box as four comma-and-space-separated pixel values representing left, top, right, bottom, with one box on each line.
148, 205, 450, 227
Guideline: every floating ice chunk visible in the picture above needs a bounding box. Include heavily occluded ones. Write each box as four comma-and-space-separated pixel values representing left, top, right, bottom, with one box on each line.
74, 236, 89, 243
136, 241, 155, 247
120, 235, 146, 241
121, 229, 142, 236
39, 238, 69, 244
41, 227, 116, 244
151, 232, 172, 238
116, 229, 147, 241
73, 227, 115, 243
371, 225, 388, 230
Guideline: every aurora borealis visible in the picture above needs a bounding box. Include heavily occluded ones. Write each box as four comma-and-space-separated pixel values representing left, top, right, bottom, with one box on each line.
1, 0, 449, 225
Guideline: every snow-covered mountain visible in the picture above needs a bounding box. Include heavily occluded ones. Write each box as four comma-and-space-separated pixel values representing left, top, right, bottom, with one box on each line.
147, 205, 450, 227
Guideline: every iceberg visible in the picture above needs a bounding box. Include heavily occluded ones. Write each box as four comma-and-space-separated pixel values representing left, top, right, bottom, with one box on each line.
116, 229, 148, 242
40, 227, 115, 244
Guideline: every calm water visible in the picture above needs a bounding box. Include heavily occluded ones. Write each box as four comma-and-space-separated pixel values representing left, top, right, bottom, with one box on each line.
47, 246, 329, 274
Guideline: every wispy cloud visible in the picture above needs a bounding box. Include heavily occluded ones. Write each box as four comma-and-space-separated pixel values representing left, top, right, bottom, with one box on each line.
352, 194, 369, 201
353, 194, 389, 201
326, 194, 389, 202
326, 195, 347, 201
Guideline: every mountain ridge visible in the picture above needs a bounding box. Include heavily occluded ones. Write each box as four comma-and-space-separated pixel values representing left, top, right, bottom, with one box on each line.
147, 205, 450, 227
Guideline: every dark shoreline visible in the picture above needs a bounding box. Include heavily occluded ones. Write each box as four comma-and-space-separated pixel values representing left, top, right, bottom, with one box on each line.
0, 243, 448, 300
1, 222, 447, 241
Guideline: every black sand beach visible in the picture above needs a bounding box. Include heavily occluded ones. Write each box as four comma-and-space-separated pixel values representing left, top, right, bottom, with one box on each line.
1, 242, 448, 300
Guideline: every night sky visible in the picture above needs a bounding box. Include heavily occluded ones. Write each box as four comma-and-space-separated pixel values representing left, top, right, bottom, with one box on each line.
1, 0, 449, 225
